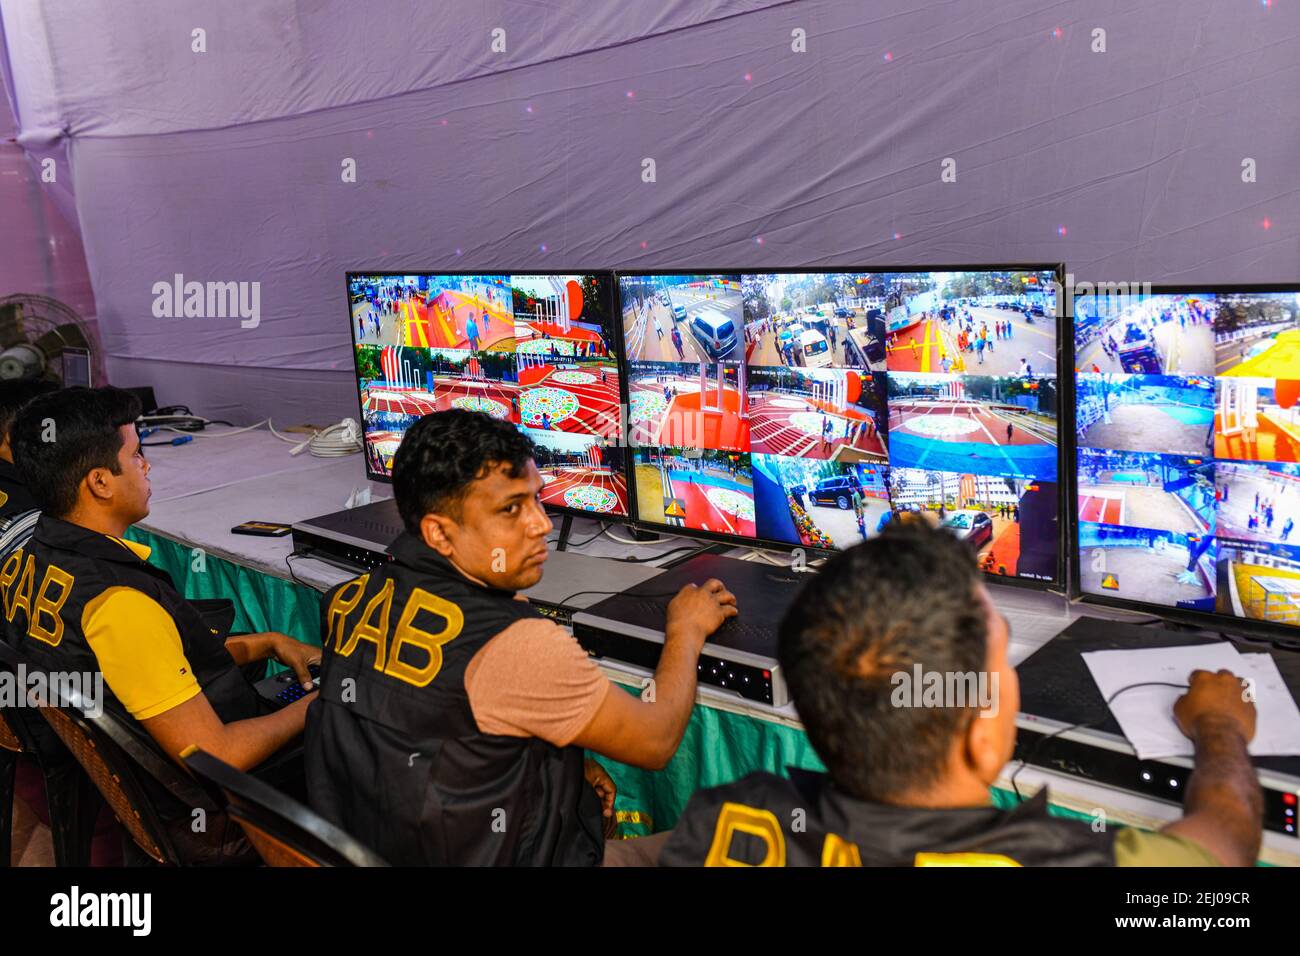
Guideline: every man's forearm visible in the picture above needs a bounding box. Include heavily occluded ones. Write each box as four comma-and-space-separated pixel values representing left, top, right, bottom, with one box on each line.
1181, 718, 1263, 865
224, 633, 275, 666
210, 698, 312, 771
647, 625, 703, 754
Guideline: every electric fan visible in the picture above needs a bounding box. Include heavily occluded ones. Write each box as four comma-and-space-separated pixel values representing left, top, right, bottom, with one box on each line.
0, 293, 96, 385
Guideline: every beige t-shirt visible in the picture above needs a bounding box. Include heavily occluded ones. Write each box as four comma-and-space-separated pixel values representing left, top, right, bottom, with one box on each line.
463, 617, 611, 747
1112, 828, 1222, 866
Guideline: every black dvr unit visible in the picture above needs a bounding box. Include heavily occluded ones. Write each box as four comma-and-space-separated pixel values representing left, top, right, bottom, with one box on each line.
1016, 616, 1300, 840
291, 498, 402, 571
571, 554, 812, 707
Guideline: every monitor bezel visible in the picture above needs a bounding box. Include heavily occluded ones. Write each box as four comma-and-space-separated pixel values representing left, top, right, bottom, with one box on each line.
343, 269, 632, 523
1066, 280, 1300, 646
616, 263, 1068, 589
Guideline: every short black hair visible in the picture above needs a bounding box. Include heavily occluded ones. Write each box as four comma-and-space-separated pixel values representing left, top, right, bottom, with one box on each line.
0, 379, 59, 442
12, 386, 143, 517
778, 521, 988, 803
392, 410, 537, 533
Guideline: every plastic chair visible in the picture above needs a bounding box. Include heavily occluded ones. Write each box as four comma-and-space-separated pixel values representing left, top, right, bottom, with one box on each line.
0, 640, 100, 866
34, 676, 235, 866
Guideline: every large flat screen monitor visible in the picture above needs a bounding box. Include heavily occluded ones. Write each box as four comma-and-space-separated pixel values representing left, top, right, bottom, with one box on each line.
1072, 285, 1300, 637
346, 271, 629, 518
620, 266, 1063, 584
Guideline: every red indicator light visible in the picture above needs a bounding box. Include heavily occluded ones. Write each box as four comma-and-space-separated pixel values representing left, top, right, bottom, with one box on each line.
1285, 793, 1297, 806
763, 670, 771, 679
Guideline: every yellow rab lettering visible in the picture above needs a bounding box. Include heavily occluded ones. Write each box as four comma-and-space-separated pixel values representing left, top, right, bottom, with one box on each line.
0, 548, 24, 618
28, 566, 75, 647
704, 803, 786, 866
326, 575, 369, 650
6, 554, 35, 625
383, 588, 463, 687
820, 832, 863, 867
914, 851, 1022, 867
337, 578, 393, 669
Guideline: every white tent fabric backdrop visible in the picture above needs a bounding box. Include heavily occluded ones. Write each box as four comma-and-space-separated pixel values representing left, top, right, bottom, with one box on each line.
1, 0, 1297, 421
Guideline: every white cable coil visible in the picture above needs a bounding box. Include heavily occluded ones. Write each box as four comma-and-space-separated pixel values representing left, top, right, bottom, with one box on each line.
147, 416, 363, 458
269, 418, 362, 457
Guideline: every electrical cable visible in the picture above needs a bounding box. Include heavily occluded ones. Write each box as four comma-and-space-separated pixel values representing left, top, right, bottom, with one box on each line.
284, 552, 313, 589
556, 523, 714, 565
295, 420, 364, 458
615, 545, 699, 564
151, 418, 270, 438
741, 548, 787, 566
267, 420, 307, 444
141, 416, 362, 458
137, 411, 237, 433
605, 528, 670, 545
560, 523, 610, 548
1008, 680, 1190, 802
558, 523, 692, 563
264, 418, 362, 457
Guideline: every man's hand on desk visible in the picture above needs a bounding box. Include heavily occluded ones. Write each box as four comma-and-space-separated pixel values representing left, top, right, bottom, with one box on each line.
225, 631, 322, 690
665, 579, 738, 649
1174, 668, 1257, 746
267, 633, 323, 690
1164, 668, 1263, 867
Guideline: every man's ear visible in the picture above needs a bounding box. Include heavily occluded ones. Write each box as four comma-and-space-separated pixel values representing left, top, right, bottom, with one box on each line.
419, 512, 455, 557
83, 466, 115, 504
962, 708, 1005, 787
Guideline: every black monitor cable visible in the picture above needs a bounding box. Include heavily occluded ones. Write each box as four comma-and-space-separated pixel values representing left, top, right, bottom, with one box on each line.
614, 545, 699, 564
284, 551, 316, 590
566, 523, 612, 548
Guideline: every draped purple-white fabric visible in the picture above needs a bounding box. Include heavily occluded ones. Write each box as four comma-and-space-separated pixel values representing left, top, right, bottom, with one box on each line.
2, 0, 1297, 422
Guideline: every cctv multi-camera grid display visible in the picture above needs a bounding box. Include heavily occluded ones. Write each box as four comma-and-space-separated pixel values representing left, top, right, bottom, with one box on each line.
1071, 284, 1300, 645
618, 265, 1065, 587
346, 271, 630, 521
345, 265, 1067, 588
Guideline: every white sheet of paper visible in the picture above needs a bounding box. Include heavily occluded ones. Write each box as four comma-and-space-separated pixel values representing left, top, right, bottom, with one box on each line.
1237, 654, 1300, 758
1081, 643, 1244, 760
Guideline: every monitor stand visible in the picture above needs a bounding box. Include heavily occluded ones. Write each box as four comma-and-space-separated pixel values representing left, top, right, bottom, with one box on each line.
553, 514, 680, 551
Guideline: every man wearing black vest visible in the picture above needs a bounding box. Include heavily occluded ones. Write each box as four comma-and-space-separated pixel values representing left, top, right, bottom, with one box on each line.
661, 521, 1262, 867
0, 379, 59, 521
305, 410, 738, 865
5, 388, 321, 850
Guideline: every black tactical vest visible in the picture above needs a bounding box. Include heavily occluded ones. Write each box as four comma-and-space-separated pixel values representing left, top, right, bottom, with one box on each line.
2, 515, 264, 737
304, 532, 604, 866
0, 458, 38, 519
660, 770, 1116, 866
